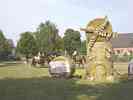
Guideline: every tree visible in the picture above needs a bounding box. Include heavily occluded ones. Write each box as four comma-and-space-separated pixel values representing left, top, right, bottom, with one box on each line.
63, 28, 81, 55
54, 36, 64, 52
34, 21, 63, 53
3, 39, 14, 56
80, 40, 87, 55
17, 32, 37, 62
0, 30, 6, 53
0, 30, 13, 60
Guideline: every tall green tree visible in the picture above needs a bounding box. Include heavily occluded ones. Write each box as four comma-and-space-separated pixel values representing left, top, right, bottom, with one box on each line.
3, 39, 14, 55
63, 28, 81, 55
54, 36, 64, 52
0, 30, 13, 59
80, 40, 87, 55
35, 21, 63, 53
0, 30, 6, 53
17, 32, 37, 60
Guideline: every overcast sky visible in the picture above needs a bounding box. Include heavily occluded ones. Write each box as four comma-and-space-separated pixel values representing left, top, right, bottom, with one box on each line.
0, 0, 133, 45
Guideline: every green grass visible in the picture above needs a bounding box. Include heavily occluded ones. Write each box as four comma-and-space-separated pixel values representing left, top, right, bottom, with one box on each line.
0, 62, 133, 100
0, 62, 49, 79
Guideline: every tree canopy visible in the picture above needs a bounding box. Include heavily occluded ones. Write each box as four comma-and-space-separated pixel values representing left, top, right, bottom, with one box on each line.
17, 32, 38, 57
0, 30, 6, 53
63, 28, 81, 55
0, 30, 14, 60
0, 20, 87, 62
34, 21, 64, 53
80, 40, 87, 55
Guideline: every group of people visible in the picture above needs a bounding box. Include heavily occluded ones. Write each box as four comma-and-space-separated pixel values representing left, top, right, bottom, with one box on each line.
72, 50, 86, 67
31, 52, 57, 66
31, 54, 45, 66
30, 50, 87, 68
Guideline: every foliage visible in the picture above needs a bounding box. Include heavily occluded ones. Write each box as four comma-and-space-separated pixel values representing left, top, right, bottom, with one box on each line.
17, 32, 38, 57
55, 36, 64, 52
112, 54, 118, 62
119, 54, 130, 62
63, 28, 81, 55
112, 54, 133, 62
4, 39, 14, 55
80, 40, 86, 55
34, 21, 64, 53
0, 30, 6, 53
0, 30, 14, 60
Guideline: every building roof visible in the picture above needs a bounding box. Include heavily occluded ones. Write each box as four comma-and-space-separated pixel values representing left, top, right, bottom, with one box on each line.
111, 33, 133, 48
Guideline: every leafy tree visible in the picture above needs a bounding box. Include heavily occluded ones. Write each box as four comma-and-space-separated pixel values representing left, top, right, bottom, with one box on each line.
3, 39, 14, 55
0, 30, 6, 53
80, 40, 87, 55
54, 36, 64, 52
17, 32, 38, 61
63, 28, 81, 55
34, 21, 63, 53
0, 30, 14, 60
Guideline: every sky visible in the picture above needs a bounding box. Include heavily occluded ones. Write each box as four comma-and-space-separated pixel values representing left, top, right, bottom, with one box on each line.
0, 0, 133, 45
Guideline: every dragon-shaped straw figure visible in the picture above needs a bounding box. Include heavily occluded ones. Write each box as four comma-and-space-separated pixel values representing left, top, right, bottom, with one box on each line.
80, 16, 117, 81
81, 16, 117, 51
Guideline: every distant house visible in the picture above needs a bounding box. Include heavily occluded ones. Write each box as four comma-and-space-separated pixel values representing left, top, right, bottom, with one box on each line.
111, 33, 133, 56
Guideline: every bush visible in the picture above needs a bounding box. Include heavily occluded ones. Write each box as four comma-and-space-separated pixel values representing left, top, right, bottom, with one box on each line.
112, 54, 132, 62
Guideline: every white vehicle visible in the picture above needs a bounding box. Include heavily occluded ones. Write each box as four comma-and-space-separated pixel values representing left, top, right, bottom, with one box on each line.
49, 56, 75, 78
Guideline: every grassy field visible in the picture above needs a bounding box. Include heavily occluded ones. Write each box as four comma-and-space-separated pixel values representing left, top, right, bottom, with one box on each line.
0, 61, 133, 100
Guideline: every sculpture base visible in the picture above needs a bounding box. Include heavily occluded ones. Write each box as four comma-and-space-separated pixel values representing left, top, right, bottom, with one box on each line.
86, 41, 114, 81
